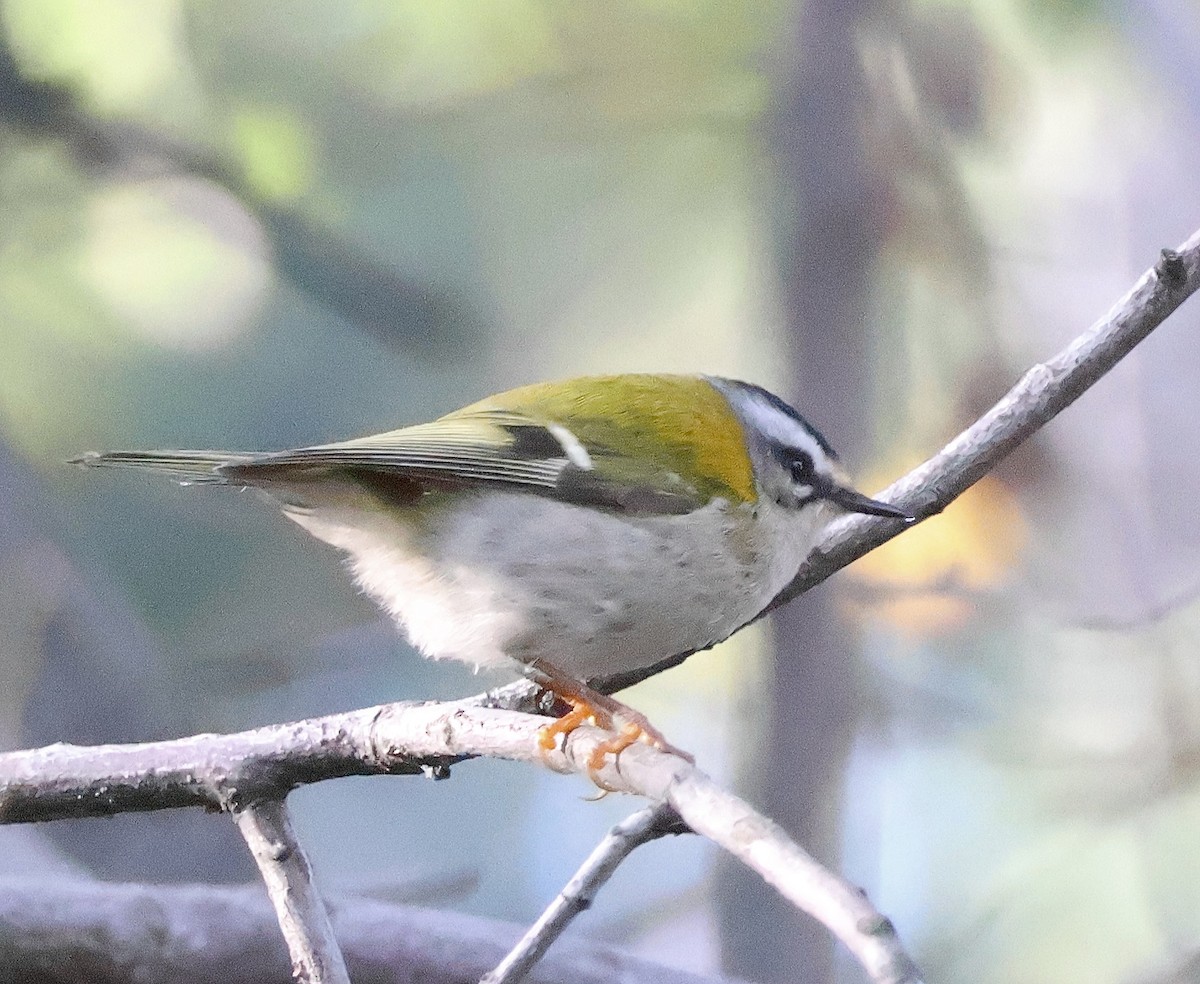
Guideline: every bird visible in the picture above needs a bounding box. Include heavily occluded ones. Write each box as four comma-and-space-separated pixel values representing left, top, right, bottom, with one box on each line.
72, 374, 912, 769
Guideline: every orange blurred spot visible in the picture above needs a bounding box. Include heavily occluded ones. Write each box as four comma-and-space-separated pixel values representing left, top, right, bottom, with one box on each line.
843, 471, 1027, 636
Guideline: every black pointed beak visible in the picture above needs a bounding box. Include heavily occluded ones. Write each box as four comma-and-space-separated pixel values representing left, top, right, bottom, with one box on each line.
827, 484, 915, 521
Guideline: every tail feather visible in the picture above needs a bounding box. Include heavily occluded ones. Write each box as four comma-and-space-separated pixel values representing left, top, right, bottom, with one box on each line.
68, 450, 254, 484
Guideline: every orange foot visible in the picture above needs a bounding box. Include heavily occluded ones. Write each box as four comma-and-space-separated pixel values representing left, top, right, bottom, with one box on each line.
528, 659, 694, 775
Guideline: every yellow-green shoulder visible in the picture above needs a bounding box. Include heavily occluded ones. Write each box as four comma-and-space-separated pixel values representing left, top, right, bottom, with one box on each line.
450, 374, 757, 504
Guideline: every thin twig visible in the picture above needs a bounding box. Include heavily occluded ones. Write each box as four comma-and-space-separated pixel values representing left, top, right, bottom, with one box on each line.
481, 802, 686, 984
665, 772, 919, 984
542, 739, 923, 984
233, 799, 351, 984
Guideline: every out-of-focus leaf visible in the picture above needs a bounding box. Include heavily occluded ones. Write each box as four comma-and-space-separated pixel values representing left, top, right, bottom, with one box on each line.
846, 471, 1028, 637
78, 176, 272, 351
3, 0, 192, 116
231, 104, 314, 202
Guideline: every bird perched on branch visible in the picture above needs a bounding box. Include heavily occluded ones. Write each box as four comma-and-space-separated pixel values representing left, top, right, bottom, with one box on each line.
74, 374, 910, 769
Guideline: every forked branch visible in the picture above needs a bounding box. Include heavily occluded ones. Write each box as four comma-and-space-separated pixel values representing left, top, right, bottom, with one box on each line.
1, 232, 1198, 984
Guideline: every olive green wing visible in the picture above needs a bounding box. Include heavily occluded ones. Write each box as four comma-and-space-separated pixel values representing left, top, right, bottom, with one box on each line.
220, 407, 712, 516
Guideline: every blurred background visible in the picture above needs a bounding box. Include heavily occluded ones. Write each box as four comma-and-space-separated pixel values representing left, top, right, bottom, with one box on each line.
1, 2, 1200, 983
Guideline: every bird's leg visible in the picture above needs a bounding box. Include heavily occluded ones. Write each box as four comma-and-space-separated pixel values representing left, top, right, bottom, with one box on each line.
525, 658, 694, 772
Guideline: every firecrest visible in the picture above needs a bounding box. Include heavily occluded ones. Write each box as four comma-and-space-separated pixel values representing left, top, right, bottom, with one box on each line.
74, 374, 911, 763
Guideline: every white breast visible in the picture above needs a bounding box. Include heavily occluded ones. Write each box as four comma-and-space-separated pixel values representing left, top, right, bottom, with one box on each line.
285, 489, 829, 681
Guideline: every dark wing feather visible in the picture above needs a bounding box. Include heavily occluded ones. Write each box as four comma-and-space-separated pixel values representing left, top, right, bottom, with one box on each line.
76, 408, 712, 516
222, 415, 564, 489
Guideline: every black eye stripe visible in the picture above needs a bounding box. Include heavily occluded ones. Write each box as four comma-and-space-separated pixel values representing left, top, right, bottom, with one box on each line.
775, 447, 816, 483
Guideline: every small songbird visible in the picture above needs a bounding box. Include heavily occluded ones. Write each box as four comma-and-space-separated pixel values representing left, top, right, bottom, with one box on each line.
73, 374, 911, 766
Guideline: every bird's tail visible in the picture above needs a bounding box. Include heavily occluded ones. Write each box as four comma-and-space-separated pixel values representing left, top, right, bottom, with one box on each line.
68, 450, 255, 484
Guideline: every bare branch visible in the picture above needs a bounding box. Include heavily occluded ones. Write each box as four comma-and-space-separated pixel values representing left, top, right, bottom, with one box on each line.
0, 702, 443, 822
0, 702, 925, 984
0, 878, 746, 984
774, 240, 1200, 608
3, 231, 1199, 984
481, 803, 686, 984
233, 800, 350, 984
